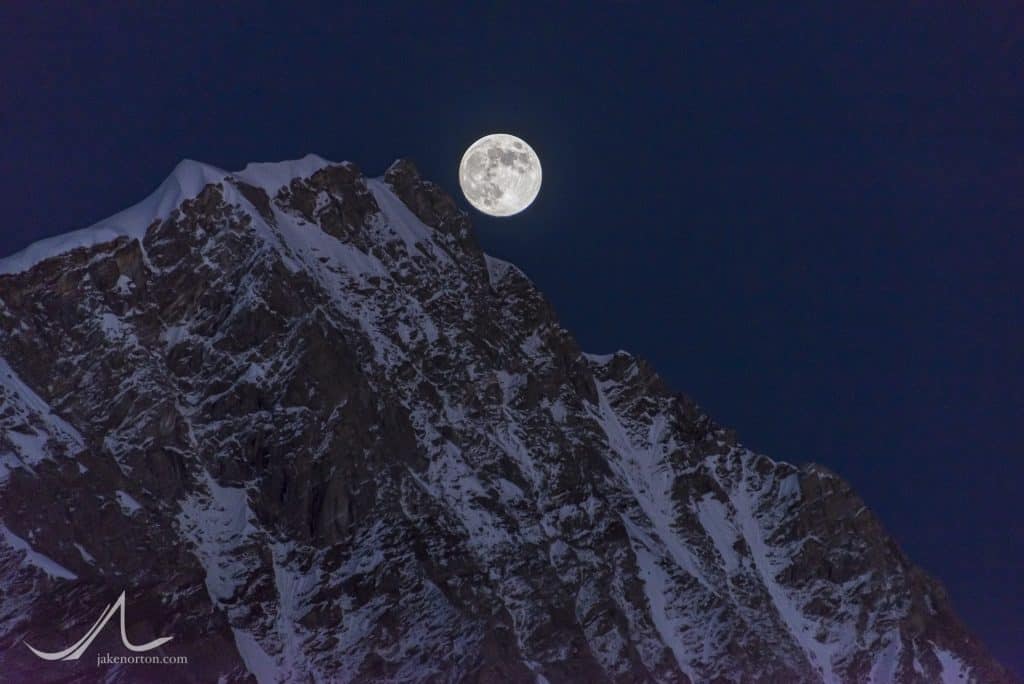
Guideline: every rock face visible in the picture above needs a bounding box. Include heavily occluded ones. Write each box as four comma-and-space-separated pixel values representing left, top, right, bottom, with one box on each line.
0, 156, 1015, 683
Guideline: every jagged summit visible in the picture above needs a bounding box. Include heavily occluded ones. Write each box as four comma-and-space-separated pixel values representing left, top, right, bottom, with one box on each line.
0, 154, 346, 276
233, 153, 336, 191
0, 158, 1015, 682
384, 157, 422, 180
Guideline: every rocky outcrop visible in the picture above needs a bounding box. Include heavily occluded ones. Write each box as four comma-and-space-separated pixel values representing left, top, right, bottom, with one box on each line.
0, 157, 1015, 683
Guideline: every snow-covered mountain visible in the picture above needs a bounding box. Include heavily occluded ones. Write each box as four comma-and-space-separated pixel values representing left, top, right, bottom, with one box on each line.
0, 156, 1014, 683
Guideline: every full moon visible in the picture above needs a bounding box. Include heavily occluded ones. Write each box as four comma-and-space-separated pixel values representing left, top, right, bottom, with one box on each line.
458, 133, 542, 217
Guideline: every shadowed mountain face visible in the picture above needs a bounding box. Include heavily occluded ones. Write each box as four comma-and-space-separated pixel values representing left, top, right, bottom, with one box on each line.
0, 158, 1014, 683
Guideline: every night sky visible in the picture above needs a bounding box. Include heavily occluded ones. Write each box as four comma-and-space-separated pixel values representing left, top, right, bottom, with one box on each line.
3, 3, 1021, 674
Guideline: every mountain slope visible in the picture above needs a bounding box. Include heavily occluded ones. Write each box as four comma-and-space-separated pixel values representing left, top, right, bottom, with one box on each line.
0, 157, 1014, 683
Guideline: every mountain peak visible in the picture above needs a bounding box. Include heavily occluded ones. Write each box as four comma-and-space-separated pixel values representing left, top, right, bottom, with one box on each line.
384, 157, 422, 183
382, 158, 476, 248
0, 157, 1015, 683
0, 155, 346, 277
232, 153, 335, 194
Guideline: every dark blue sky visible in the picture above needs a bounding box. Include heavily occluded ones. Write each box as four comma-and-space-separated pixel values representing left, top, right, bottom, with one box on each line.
3, 3, 1021, 674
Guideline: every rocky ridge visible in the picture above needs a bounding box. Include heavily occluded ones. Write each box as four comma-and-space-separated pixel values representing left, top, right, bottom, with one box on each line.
0, 156, 1015, 683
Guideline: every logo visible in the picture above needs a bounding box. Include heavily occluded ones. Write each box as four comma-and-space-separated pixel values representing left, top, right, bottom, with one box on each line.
25, 591, 173, 661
